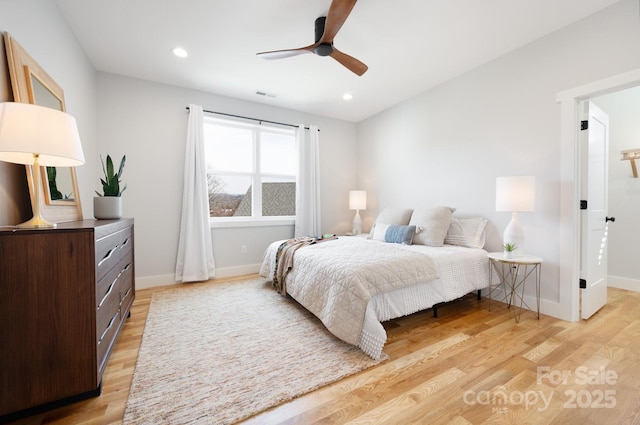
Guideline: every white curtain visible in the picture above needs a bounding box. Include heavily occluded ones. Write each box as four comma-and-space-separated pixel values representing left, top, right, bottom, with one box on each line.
175, 104, 215, 282
294, 124, 321, 237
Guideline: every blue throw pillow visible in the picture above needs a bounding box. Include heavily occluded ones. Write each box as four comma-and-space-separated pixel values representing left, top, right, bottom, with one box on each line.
385, 224, 416, 245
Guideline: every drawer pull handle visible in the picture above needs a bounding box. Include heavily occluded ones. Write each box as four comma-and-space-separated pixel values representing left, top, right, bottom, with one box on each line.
98, 276, 119, 309
98, 246, 118, 268
98, 312, 119, 344
120, 237, 131, 249
122, 287, 131, 299
122, 263, 131, 272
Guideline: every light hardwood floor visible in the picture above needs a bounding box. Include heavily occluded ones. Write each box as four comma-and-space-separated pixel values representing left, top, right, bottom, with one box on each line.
7, 275, 640, 425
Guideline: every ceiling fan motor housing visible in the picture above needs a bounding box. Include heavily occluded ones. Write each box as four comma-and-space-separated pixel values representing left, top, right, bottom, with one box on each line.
314, 17, 326, 42
314, 43, 333, 56
313, 16, 333, 56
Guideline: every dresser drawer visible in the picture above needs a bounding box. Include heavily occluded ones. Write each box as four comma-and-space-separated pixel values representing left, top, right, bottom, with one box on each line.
96, 254, 131, 306
96, 283, 120, 337
120, 269, 134, 313
97, 308, 121, 375
96, 252, 133, 366
95, 225, 133, 282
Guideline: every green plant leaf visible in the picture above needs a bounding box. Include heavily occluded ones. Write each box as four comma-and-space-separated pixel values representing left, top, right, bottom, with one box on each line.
503, 242, 517, 252
98, 154, 126, 196
117, 155, 126, 179
106, 155, 114, 180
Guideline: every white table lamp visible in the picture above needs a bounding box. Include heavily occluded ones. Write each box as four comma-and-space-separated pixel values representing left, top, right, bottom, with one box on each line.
349, 190, 366, 234
0, 102, 85, 228
496, 176, 535, 256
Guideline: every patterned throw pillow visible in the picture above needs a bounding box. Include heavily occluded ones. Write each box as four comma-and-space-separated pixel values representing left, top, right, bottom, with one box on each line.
385, 224, 417, 245
444, 217, 488, 248
372, 223, 416, 245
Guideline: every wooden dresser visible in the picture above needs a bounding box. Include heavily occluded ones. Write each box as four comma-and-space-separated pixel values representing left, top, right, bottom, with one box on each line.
0, 219, 135, 421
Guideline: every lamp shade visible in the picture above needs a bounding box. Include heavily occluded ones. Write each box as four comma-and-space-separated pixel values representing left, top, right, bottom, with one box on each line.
496, 176, 535, 212
349, 190, 367, 210
0, 102, 85, 166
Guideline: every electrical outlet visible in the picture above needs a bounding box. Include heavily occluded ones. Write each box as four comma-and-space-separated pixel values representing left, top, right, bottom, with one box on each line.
240, 245, 247, 254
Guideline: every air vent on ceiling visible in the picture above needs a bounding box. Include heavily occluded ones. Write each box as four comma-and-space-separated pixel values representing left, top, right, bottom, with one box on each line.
256, 91, 277, 98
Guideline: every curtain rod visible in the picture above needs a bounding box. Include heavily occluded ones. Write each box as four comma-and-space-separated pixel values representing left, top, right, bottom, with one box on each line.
185, 106, 313, 130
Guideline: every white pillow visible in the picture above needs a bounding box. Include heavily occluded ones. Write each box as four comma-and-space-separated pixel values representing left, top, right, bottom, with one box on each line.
444, 217, 488, 249
369, 208, 413, 238
374, 208, 413, 225
409, 206, 455, 247
372, 223, 390, 241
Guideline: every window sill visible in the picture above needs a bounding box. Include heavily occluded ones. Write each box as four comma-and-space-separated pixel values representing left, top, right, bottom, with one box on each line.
209, 217, 295, 228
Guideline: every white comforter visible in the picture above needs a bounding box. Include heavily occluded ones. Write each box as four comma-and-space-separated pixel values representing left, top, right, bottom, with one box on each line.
260, 237, 489, 359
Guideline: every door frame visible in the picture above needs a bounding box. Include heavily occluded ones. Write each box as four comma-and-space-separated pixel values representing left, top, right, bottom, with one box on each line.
557, 68, 640, 322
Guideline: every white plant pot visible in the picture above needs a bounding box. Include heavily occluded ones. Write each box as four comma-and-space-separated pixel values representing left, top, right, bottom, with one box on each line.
504, 250, 514, 259
94, 196, 122, 220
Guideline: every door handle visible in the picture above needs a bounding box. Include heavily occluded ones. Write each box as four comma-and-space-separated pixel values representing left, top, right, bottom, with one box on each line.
606, 216, 616, 222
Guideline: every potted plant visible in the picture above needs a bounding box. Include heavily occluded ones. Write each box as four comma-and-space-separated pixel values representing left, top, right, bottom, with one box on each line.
503, 242, 517, 259
94, 154, 126, 219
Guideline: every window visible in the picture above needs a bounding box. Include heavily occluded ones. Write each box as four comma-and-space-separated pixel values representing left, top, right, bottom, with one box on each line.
203, 117, 297, 223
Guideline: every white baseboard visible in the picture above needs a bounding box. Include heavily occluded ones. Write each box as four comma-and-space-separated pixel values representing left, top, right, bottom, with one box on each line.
538, 298, 568, 321
483, 287, 567, 321
609, 276, 640, 292
213, 263, 262, 279
135, 274, 178, 290
135, 263, 262, 290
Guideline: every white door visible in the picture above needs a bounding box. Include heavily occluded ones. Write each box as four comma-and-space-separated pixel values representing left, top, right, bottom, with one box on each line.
580, 101, 610, 319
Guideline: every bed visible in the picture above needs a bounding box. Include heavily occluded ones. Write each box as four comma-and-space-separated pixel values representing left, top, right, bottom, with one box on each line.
259, 207, 491, 360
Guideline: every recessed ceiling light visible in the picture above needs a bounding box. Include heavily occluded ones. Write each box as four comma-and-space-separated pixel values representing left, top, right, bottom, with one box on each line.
172, 47, 188, 58
343, 93, 353, 101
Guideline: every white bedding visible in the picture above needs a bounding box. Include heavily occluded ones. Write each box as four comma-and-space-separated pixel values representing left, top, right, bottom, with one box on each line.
260, 236, 490, 359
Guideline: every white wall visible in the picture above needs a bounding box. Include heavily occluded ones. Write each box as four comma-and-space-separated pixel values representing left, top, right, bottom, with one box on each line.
356, 0, 640, 319
96, 73, 358, 286
2, 0, 638, 300
0, 0, 359, 287
592, 86, 640, 290
0, 0, 98, 224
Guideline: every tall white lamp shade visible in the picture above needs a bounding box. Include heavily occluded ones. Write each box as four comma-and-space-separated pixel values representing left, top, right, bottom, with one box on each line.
496, 176, 535, 256
0, 102, 85, 228
349, 190, 366, 234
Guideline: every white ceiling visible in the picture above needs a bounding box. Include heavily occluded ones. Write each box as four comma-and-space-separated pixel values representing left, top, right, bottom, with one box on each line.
55, 0, 621, 122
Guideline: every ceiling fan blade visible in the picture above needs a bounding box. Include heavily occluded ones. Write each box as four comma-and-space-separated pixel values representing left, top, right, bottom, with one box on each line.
256, 44, 316, 60
320, 0, 358, 44
330, 48, 368, 76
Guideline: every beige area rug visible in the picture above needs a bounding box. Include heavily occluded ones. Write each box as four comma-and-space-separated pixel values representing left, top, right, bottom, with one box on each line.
123, 277, 385, 424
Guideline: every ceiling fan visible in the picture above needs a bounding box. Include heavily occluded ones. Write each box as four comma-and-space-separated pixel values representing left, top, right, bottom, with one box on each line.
256, 0, 368, 76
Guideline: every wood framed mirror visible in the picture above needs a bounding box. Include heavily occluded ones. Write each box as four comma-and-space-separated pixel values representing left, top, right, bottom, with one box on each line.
3, 32, 82, 222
